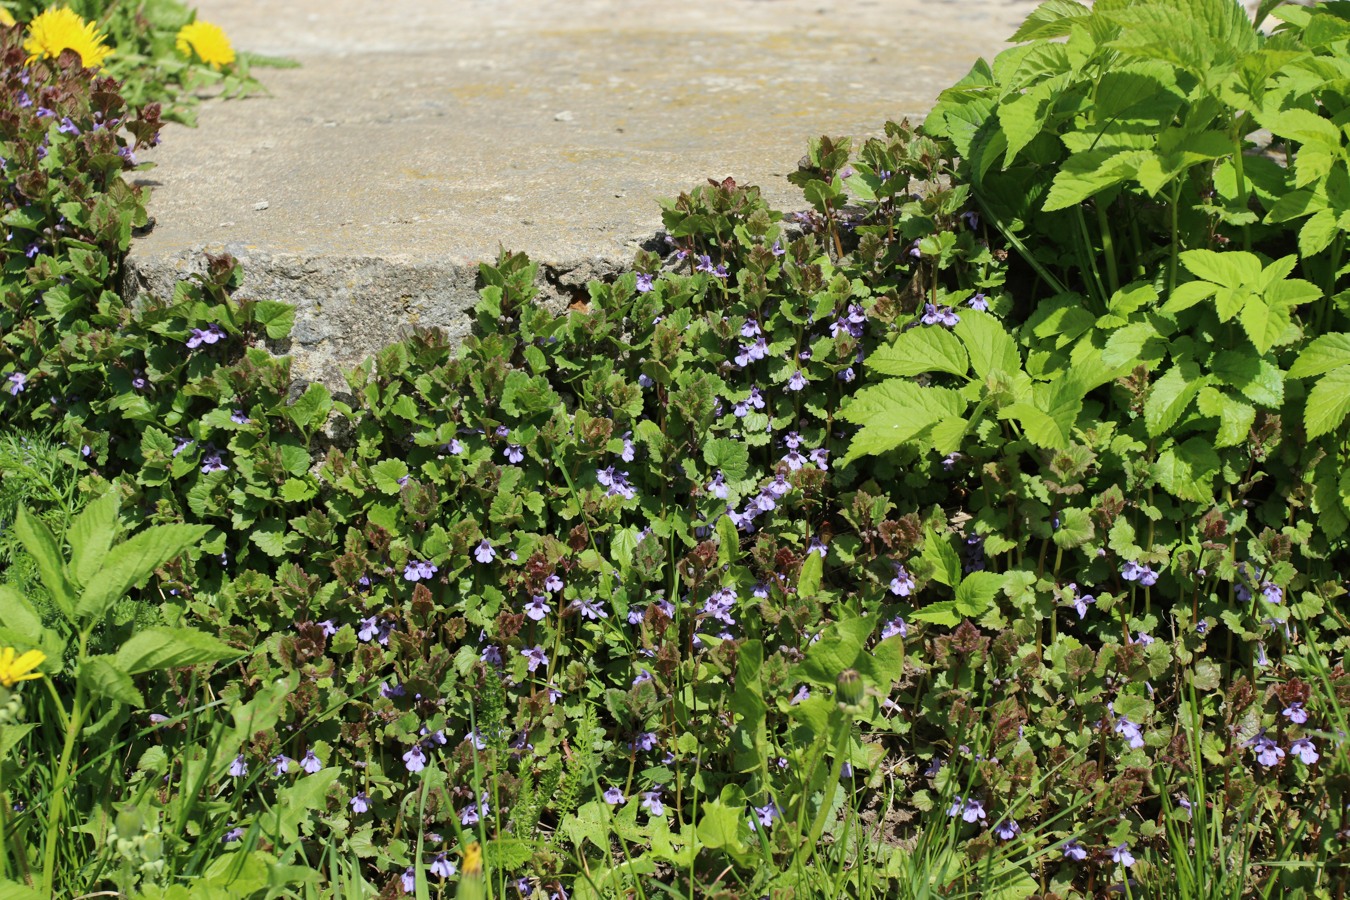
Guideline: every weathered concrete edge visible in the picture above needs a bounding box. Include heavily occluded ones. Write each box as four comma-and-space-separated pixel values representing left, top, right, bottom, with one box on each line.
121, 245, 643, 391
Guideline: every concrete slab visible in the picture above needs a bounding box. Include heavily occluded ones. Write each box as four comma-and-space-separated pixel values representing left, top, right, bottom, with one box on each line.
124, 0, 1040, 387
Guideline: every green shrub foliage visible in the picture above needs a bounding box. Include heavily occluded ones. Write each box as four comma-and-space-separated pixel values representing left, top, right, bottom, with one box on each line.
3, 1, 1350, 897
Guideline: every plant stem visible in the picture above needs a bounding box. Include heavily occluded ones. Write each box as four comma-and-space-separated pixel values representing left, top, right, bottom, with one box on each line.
43, 680, 87, 897
1095, 199, 1120, 297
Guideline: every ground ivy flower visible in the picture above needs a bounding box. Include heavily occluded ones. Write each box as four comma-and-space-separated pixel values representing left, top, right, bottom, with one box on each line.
1249, 732, 1285, 767
603, 786, 625, 805
808, 537, 827, 558
176, 19, 235, 69
1120, 560, 1159, 586
809, 448, 829, 470
401, 868, 415, 894
1110, 843, 1135, 868
881, 616, 907, 640
480, 645, 502, 666
994, 819, 1021, 840
921, 303, 960, 327
571, 598, 608, 620
1062, 840, 1088, 861
544, 573, 563, 593
707, 470, 729, 498
633, 669, 653, 686
631, 731, 658, 752
947, 798, 986, 823
1114, 716, 1145, 749
465, 729, 487, 750
751, 803, 779, 829
1283, 702, 1309, 724
524, 595, 549, 621
889, 564, 915, 597
636, 273, 654, 293
301, 750, 323, 774
24, 7, 113, 68
968, 292, 989, 311
402, 745, 426, 773
1291, 738, 1319, 765
229, 755, 248, 778
358, 616, 381, 642
403, 560, 438, 582
1261, 582, 1283, 604
186, 324, 225, 349
522, 645, 548, 673
640, 789, 664, 816
222, 827, 245, 844
621, 432, 635, 462
271, 754, 292, 776
201, 452, 228, 474
430, 852, 457, 878
230, 409, 250, 424
474, 540, 495, 563
1067, 583, 1095, 619
787, 370, 808, 391
741, 317, 761, 338
446, 438, 463, 455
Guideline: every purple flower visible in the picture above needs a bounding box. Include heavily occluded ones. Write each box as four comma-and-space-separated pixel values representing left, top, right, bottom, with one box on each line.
968, 292, 989, 311
921, 304, 959, 327
636, 273, 654, 293
1283, 702, 1308, 724
1249, 732, 1285, 767
545, 573, 564, 593
889, 564, 915, 597
1120, 560, 1160, 586
522, 645, 549, 673
1110, 843, 1135, 868
474, 540, 496, 563
1291, 738, 1319, 765
881, 616, 907, 640
504, 444, 524, 464
771, 240, 785, 256
640, 789, 665, 816
791, 685, 810, 704
186, 324, 225, 349
402, 868, 416, 894
465, 729, 488, 751
6, 372, 26, 395
633, 668, 654, 686
638, 373, 653, 388
1261, 582, 1283, 604
1062, 840, 1088, 861
621, 433, 635, 462
430, 853, 457, 878
481, 645, 502, 666
751, 803, 779, 829
403, 560, 438, 582
786, 369, 808, 391
380, 680, 404, 698
301, 750, 323, 774
229, 755, 248, 778
201, 452, 228, 474
318, 620, 337, 637
571, 597, 608, 620
222, 827, 245, 844
809, 448, 829, 470
707, 470, 729, 498
495, 426, 510, 438
230, 409, 250, 424
603, 786, 625, 805
1067, 583, 1095, 619
632, 731, 659, 752
524, 595, 549, 621
808, 537, 827, 558
1115, 717, 1145, 749
58, 116, 80, 135
271, 754, 292, 776
994, 819, 1021, 840
358, 616, 381, 643
446, 439, 464, 455
403, 745, 426, 773
947, 798, 986, 823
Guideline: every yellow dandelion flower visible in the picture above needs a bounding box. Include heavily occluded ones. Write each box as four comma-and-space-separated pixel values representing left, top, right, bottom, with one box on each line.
0, 647, 45, 687
23, 7, 112, 69
461, 841, 482, 875
0, 8, 16, 29
176, 20, 234, 70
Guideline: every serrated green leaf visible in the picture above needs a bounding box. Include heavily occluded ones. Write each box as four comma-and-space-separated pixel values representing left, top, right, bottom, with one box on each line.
116, 627, 241, 675
253, 301, 296, 339
703, 437, 749, 481
248, 521, 302, 558
1154, 438, 1221, 502
1144, 362, 1205, 438
370, 459, 410, 495
797, 551, 823, 598
1239, 296, 1292, 355
911, 601, 960, 626
1305, 366, 1350, 438
1290, 333, 1350, 379
14, 507, 76, 621
1211, 350, 1284, 406
1197, 387, 1256, 448
67, 492, 119, 588
75, 524, 209, 621
923, 529, 962, 588
1102, 321, 1165, 368
955, 572, 1004, 616
1052, 507, 1096, 548
79, 656, 144, 707
1180, 250, 1263, 288
867, 325, 969, 377
955, 311, 1021, 379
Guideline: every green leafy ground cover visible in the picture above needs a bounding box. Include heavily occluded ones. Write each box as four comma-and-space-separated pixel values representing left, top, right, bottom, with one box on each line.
4, 0, 1350, 897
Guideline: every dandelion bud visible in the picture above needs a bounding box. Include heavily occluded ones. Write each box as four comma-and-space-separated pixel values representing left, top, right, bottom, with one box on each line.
836, 669, 864, 707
